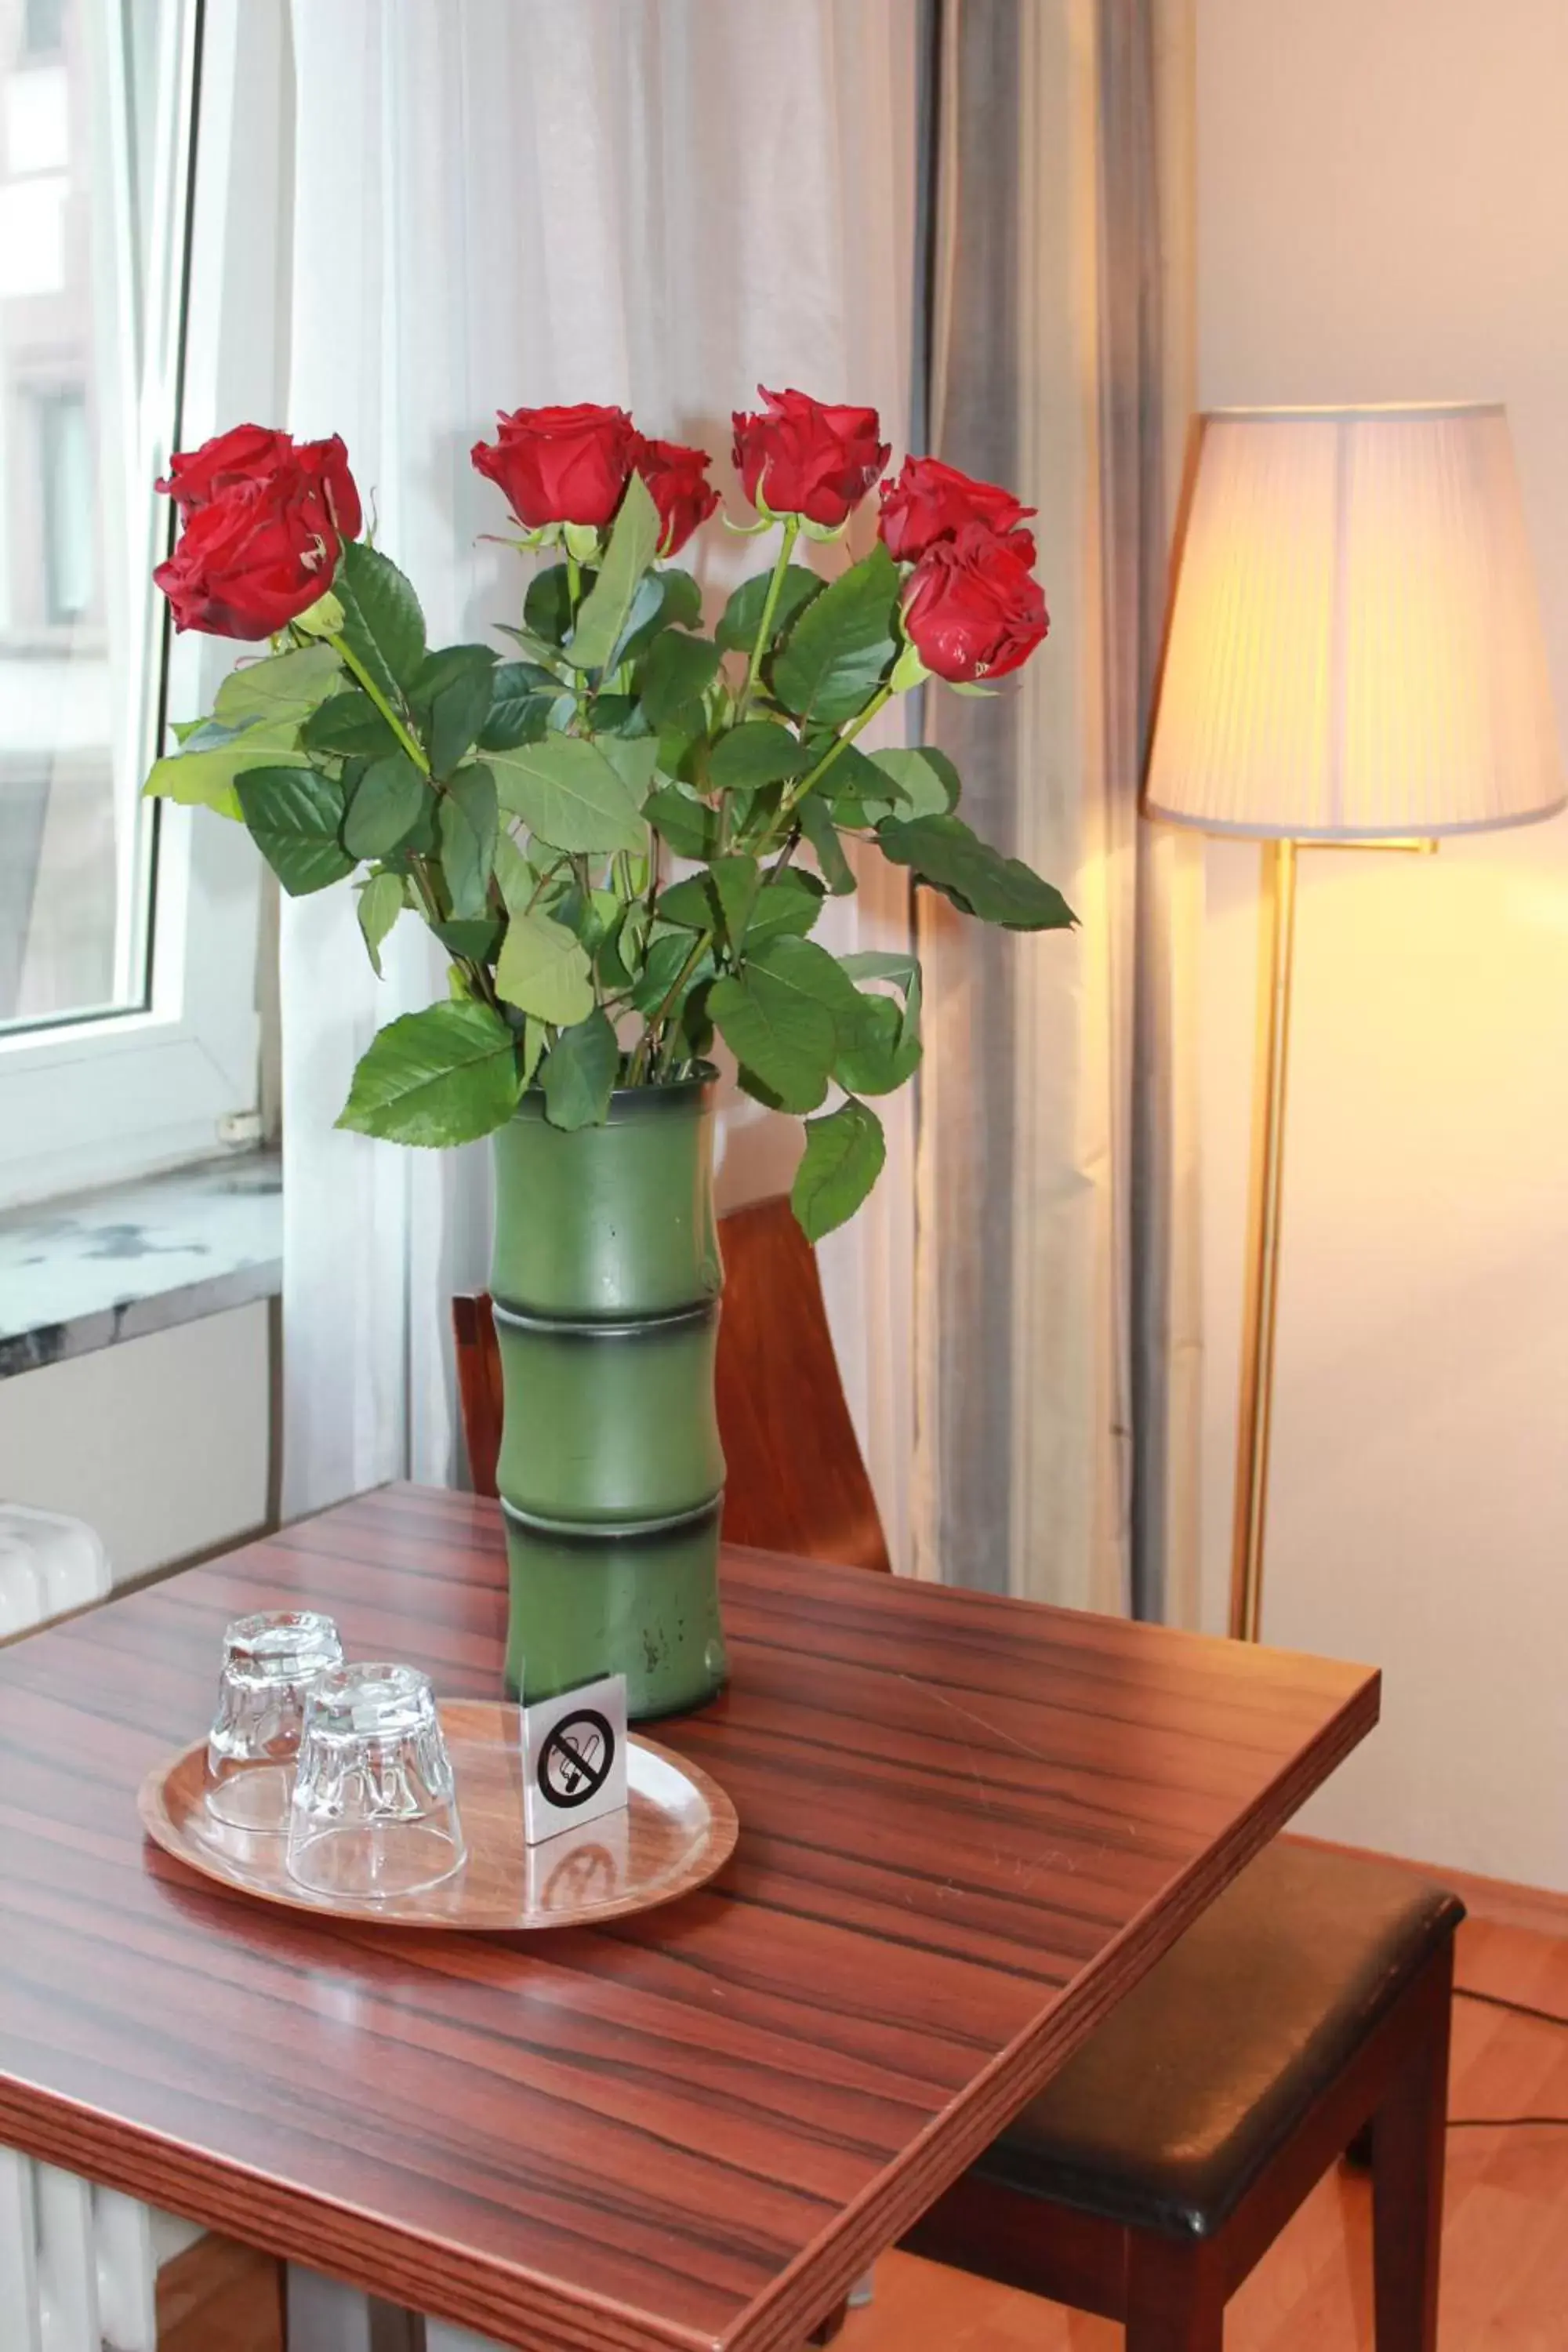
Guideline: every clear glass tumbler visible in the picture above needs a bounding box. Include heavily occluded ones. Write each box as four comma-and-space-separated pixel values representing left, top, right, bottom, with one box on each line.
205, 1610, 344, 1831
285, 1663, 466, 1900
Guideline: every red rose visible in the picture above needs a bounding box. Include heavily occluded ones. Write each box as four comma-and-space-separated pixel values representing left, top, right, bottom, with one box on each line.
471, 403, 638, 529
878, 455, 1036, 568
634, 436, 720, 555
901, 522, 1049, 683
154, 477, 343, 640
157, 424, 362, 542
731, 387, 890, 527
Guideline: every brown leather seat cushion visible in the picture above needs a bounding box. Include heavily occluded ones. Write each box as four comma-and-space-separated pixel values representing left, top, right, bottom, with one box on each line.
977, 1841, 1464, 2239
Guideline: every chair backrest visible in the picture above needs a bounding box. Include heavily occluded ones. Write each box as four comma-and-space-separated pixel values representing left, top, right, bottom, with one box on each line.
452, 1195, 890, 1574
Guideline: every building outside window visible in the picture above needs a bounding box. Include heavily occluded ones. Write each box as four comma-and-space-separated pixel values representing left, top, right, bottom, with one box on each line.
0, 0, 273, 1204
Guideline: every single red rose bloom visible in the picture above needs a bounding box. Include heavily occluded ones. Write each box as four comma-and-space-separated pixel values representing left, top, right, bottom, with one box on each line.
471, 402, 638, 529
156, 424, 362, 543
731, 386, 890, 527
878, 454, 1036, 568
633, 435, 720, 555
154, 477, 343, 640
901, 522, 1049, 683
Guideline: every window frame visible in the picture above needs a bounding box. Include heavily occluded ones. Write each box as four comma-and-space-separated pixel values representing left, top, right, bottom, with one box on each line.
0, 0, 288, 1207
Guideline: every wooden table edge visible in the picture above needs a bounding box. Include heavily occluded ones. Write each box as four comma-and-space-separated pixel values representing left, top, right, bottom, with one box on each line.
714, 1663, 1381, 2352
0, 2073, 718, 2352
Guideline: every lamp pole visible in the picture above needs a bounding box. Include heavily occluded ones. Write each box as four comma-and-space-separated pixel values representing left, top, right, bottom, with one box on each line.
1229, 837, 1298, 1642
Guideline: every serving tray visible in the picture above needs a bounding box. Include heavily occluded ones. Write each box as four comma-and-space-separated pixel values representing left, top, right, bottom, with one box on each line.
138, 1699, 738, 1931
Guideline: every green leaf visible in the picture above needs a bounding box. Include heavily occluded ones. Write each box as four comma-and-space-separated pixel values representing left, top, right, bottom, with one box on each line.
336, 539, 426, 700
630, 927, 710, 1017
708, 854, 760, 948
772, 544, 899, 726
417, 647, 496, 778
605, 571, 666, 672
496, 619, 571, 670
336, 999, 521, 1145
525, 564, 574, 647
639, 631, 722, 727
564, 473, 662, 672
553, 884, 621, 959
834, 990, 920, 1094
655, 875, 711, 929
438, 761, 499, 918
480, 662, 559, 752
708, 720, 810, 792
744, 866, 826, 946
634, 566, 703, 648
811, 739, 897, 827
301, 689, 400, 760
434, 916, 503, 960
343, 751, 427, 860
716, 564, 825, 654
356, 871, 407, 976
710, 934, 858, 1113
495, 907, 594, 1025
492, 827, 536, 913
877, 813, 1077, 931
791, 1098, 887, 1240
798, 795, 857, 895
143, 717, 309, 819
596, 733, 659, 804
490, 736, 645, 853
413, 643, 498, 699
871, 745, 962, 818
215, 643, 343, 728
234, 766, 354, 895
644, 783, 718, 862
839, 949, 921, 994
542, 1007, 620, 1129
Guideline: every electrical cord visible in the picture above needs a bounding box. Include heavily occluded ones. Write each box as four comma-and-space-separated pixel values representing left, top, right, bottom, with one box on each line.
1454, 1984, 1568, 2031
1446, 1983, 1568, 2131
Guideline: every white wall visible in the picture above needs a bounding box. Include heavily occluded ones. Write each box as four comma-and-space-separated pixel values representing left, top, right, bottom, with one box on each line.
0, 1305, 271, 1585
1197, 0, 1568, 1892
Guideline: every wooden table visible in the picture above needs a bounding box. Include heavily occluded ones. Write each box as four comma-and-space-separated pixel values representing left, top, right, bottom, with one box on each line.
0, 1486, 1377, 2352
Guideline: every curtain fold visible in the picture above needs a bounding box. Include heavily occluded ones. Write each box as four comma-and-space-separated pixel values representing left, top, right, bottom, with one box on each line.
913, 0, 1201, 1613
279, 2, 919, 1553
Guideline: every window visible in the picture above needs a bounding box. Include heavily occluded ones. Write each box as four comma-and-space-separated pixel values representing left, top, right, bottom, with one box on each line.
38, 387, 93, 622
23, 0, 65, 58
0, 0, 285, 1204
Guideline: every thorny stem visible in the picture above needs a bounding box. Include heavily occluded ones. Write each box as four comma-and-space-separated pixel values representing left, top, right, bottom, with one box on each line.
328, 637, 430, 776
737, 516, 801, 719
778, 684, 894, 822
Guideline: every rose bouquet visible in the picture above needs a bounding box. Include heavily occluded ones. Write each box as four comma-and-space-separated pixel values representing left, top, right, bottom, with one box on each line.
147, 390, 1070, 1238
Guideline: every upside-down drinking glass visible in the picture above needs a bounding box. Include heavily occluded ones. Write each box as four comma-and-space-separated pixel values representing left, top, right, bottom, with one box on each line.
205, 1611, 344, 1831
285, 1663, 466, 1900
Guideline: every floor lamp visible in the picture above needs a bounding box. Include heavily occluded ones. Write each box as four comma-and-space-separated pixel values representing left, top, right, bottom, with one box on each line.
1143, 403, 1565, 1642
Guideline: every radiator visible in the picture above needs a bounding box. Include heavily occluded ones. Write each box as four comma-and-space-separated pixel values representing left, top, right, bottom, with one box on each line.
0, 2151, 164, 2352
0, 1508, 165, 2350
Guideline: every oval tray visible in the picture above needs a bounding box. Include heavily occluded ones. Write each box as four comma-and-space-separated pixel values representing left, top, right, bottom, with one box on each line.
139, 1700, 738, 1932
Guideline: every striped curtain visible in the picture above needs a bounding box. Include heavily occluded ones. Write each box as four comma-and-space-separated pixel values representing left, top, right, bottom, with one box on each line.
913, 0, 1204, 1621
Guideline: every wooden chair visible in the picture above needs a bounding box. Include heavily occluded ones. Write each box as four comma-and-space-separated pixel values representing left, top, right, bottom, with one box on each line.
453, 1194, 889, 1570
453, 1197, 1461, 2352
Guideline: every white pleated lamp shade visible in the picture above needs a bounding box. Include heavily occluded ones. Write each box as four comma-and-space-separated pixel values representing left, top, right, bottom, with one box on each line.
1144, 404, 1565, 838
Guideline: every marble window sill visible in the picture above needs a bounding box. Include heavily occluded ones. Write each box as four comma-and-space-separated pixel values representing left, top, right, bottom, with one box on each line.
0, 1152, 282, 1381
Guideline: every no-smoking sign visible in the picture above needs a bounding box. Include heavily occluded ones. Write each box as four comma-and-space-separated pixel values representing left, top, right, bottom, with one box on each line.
520, 1673, 629, 1845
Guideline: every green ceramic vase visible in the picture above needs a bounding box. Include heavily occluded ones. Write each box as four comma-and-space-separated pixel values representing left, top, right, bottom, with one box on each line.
489, 1074, 728, 1719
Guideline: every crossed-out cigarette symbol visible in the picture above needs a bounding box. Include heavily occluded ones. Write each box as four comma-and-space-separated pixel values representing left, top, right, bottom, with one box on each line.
539, 1709, 615, 1808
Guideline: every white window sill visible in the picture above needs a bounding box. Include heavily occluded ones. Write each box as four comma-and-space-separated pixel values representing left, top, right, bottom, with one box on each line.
0, 1150, 281, 1381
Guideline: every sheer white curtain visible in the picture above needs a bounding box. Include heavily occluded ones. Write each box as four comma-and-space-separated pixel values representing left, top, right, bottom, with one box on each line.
280, 2, 918, 1562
